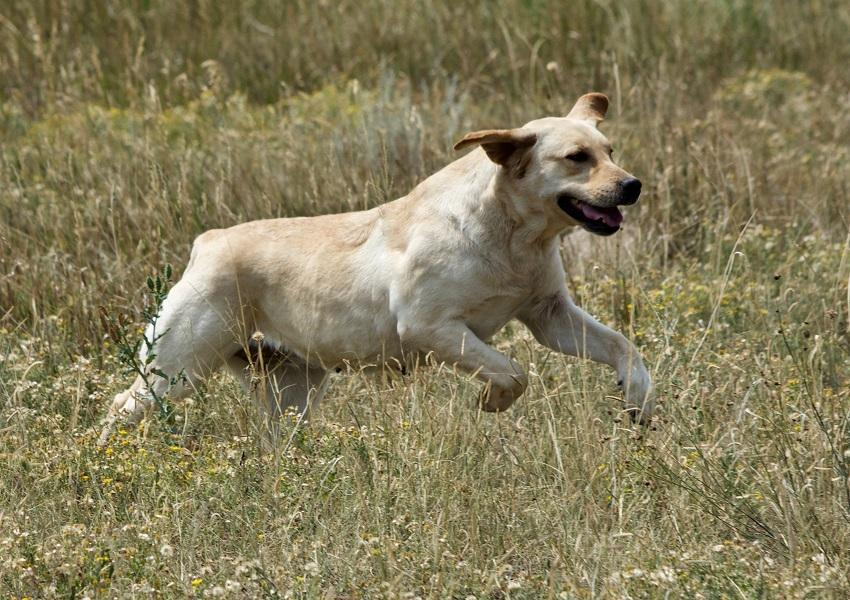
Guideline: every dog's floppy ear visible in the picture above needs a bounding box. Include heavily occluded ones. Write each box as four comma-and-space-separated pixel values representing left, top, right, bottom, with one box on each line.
567, 93, 609, 126
453, 128, 537, 169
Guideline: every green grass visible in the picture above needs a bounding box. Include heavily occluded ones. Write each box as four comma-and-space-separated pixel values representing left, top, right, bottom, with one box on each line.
2, 1, 850, 597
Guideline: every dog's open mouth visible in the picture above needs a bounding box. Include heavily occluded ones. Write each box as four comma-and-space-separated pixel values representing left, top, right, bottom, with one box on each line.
557, 195, 623, 236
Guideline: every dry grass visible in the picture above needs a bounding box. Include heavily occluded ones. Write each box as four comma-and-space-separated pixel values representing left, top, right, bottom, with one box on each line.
2, 1, 850, 598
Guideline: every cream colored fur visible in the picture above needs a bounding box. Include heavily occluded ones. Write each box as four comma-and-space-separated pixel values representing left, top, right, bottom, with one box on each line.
99, 93, 653, 443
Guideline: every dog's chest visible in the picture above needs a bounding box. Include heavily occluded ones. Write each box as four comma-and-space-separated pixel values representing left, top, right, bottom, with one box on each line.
462, 275, 541, 340
462, 295, 526, 340
457, 247, 550, 338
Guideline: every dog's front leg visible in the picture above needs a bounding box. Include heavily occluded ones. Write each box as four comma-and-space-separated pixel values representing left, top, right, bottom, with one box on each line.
399, 321, 527, 412
520, 292, 653, 423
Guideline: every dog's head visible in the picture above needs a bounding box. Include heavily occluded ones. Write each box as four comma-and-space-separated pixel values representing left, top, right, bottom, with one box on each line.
454, 93, 640, 236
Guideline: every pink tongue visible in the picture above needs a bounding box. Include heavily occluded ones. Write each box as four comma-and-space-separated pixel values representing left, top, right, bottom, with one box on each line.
580, 203, 623, 227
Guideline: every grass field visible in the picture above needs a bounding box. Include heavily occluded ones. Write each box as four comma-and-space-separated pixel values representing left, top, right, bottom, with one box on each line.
2, 1, 850, 597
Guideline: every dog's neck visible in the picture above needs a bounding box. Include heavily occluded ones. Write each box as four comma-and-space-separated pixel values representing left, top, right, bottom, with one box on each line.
490, 169, 572, 246
423, 149, 568, 249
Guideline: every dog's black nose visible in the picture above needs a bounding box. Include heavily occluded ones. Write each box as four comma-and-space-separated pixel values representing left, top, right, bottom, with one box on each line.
618, 177, 642, 205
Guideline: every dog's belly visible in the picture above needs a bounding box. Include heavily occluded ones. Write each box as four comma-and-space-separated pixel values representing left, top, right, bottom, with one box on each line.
256, 287, 403, 368
274, 319, 403, 368
223, 213, 407, 367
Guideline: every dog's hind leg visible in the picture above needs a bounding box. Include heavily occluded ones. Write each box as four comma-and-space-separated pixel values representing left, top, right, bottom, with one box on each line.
225, 341, 329, 437
99, 276, 243, 444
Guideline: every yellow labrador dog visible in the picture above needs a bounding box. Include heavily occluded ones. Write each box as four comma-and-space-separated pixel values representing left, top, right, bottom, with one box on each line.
100, 93, 652, 443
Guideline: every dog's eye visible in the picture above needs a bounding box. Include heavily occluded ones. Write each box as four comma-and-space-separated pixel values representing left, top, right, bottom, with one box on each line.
565, 150, 589, 162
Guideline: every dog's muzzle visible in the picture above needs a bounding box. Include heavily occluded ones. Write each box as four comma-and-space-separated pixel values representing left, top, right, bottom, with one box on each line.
557, 195, 624, 236
557, 178, 641, 236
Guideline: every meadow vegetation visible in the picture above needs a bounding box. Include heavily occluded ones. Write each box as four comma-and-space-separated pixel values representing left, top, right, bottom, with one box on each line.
1, 1, 850, 597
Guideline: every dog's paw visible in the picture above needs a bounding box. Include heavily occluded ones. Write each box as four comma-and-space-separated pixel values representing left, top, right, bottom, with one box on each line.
98, 388, 154, 445
478, 386, 516, 412
477, 371, 527, 412
617, 362, 653, 425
